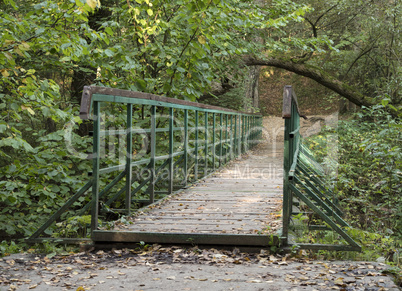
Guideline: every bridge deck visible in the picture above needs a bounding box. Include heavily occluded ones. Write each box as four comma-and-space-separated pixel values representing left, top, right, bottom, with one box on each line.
93, 139, 284, 247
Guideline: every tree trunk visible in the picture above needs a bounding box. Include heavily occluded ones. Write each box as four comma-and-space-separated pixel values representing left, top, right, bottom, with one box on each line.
245, 66, 261, 112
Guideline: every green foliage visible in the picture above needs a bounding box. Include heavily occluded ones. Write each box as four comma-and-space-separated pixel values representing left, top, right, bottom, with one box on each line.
1, 0, 302, 240
293, 226, 401, 264
53, 215, 94, 238
0, 123, 93, 237
0, 240, 24, 256
93, 0, 308, 100
302, 104, 401, 261
277, 0, 401, 105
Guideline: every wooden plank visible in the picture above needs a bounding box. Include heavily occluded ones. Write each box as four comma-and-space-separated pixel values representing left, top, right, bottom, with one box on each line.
93, 231, 280, 246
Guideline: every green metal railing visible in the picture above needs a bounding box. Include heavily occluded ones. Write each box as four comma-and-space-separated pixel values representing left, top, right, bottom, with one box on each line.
282, 85, 361, 251
29, 86, 262, 242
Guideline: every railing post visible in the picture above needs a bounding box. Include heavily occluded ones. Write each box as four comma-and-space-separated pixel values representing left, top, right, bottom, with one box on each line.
184, 109, 188, 186
168, 107, 174, 194
242, 115, 245, 154
282, 85, 293, 244
91, 100, 100, 232
204, 112, 208, 176
150, 105, 156, 203
230, 114, 233, 160
238, 115, 242, 156
219, 113, 223, 167
195, 110, 199, 180
125, 103, 133, 215
225, 114, 228, 164
234, 115, 237, 157
250, 116, 254, 148
212, 113, 216, 171
247, 116, 250, 150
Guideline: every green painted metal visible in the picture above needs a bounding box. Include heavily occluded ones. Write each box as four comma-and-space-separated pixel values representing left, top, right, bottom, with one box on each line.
28, 180, 93, 240
212, 113, 216, 171
219, 113, 223, 167
126, 103, 133, 215
168, 108, 174, 194
150, 105, 156, 204
204, 112, 208, 176
282, 85, 361, 252
230, 115, 233, 160
29, 86, 262, 243
91, 101, 101, 231
184, 109, 188, 186
194, 110, 199, 181
225, 114, 229, 164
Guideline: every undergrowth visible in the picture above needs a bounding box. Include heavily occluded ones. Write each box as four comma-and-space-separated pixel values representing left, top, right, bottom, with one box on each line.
298, 102, 401, 267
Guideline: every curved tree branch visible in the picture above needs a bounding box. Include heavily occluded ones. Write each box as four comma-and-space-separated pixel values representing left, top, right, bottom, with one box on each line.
243, 57, 376, 108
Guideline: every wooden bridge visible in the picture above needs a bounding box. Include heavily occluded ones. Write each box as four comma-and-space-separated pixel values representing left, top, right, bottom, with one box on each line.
93, 135, 283, 246
29, 86, 361, 252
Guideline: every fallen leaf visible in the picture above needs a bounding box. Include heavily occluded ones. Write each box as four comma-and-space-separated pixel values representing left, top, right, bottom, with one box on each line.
334, 277, 344, 286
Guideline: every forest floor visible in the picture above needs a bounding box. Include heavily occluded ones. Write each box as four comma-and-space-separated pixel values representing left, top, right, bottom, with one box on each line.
1, 117, 400, 291
0, 247, 400, 291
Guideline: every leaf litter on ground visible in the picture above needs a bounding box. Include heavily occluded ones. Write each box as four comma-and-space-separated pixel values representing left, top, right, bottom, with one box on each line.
0, 245, 400, 290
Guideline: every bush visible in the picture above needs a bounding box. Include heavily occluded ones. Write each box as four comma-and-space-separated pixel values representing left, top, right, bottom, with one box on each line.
306, 103, 401, 240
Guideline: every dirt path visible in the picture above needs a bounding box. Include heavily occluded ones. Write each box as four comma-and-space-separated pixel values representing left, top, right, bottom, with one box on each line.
1, 248, 400, 291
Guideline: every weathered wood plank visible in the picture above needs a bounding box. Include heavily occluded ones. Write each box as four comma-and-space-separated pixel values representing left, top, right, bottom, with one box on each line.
93, 230, 280, 246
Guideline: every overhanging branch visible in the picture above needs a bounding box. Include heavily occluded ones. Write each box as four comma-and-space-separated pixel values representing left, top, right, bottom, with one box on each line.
244, 57, 375, 108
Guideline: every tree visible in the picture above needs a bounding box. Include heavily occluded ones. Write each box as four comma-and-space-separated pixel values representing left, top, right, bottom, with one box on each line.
0, 0, 308, 238
244, 0, 401, 114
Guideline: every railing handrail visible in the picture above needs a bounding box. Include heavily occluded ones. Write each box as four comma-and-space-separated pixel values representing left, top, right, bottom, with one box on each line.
281, 85, 361, 251
80, 86, 261, 120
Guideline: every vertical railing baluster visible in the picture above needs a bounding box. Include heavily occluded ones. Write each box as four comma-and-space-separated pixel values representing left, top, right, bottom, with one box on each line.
230, 115, 233, 160
238, 115, 242, 156
204, 112, 208, 177
254, 116, 256, 147
212, 113, 216, 171
247, 116, 250, 150
150, 105, 156, 203
125, 103, 133, 215
184, 109, 188, 186
168, 107, 174, 194
91, 101, 100, 232
195, 110, 199, 180
240, 115, 243, 154
234, 115, 237, 157
225, 114, 228, 164
219, 113, 223, 167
